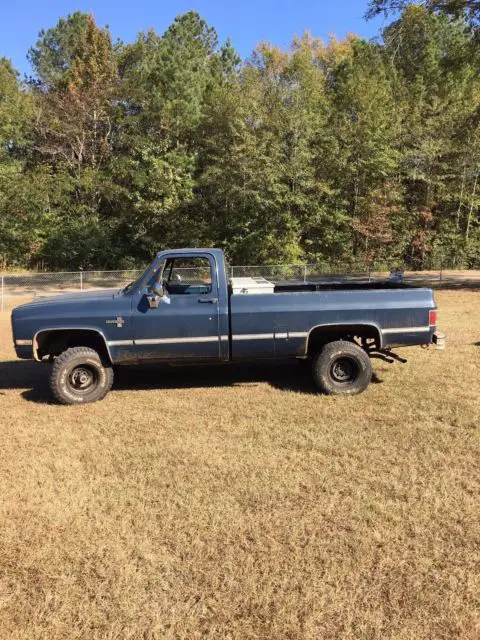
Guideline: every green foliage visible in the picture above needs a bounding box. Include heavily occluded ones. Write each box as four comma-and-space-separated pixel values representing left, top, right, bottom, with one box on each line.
367, 0, 480, 22
0, 58, 31, 148
0, 7, 479, 270
27, 12, 90, 89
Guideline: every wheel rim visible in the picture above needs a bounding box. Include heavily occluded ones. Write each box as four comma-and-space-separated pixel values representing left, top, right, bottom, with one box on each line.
68, 365, 98, 394
329, 357, 358, 384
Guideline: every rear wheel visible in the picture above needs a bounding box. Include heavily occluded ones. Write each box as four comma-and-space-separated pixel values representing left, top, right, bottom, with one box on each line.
311, 340, 372, 395
50, 346, 113, 405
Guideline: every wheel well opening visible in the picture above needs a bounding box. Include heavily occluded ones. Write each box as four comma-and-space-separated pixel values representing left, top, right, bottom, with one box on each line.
36, 330, 111, 363
307, 324, 381, 356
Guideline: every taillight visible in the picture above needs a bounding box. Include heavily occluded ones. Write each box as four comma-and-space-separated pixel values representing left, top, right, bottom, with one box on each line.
429, 310, 437, 326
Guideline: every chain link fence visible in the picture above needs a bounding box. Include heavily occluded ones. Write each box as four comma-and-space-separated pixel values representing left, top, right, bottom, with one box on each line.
2, 261, 480, 311
0, 269, 143, 311
231, 262, 373, 282
230, 261, 480, 287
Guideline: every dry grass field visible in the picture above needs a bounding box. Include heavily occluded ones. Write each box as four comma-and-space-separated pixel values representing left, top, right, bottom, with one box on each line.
0, 290, 479, 639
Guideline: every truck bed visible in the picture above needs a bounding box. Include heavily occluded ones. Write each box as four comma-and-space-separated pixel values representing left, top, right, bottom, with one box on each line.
229, 285, 436, 359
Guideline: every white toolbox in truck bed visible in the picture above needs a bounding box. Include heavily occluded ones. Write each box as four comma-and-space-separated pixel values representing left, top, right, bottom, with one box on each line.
230, 277, 275, 294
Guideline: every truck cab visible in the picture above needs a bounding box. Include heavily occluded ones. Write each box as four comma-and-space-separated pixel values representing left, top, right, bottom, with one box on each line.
128, 249, 230, 362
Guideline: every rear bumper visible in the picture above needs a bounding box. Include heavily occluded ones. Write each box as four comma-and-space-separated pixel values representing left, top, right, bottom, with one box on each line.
432, 331, 446, 350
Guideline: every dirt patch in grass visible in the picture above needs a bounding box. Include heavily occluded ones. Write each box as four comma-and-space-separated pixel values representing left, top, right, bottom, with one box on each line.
0, 290, 479, 639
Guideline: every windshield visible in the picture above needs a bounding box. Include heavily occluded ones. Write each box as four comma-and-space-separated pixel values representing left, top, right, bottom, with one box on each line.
119, 259, 163, 295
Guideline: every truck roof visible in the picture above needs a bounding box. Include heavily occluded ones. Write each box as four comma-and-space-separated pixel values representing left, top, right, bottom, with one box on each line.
156, 248, 225, 258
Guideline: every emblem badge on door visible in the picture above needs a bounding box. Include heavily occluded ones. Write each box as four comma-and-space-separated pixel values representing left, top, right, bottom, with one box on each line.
106, 316, 125, 328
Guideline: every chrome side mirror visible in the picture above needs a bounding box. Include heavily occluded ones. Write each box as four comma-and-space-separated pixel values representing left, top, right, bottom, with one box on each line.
152, 281, 164, 297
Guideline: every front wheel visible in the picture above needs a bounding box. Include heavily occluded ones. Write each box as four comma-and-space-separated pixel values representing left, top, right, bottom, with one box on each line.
311, 340, 372, 396
49, 347, 114, 405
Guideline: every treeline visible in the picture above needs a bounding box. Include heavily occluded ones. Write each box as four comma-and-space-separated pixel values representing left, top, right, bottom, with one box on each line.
0, 3, 479, 270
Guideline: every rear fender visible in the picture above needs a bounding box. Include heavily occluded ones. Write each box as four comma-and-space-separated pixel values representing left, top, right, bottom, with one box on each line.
305, 323, 383, 355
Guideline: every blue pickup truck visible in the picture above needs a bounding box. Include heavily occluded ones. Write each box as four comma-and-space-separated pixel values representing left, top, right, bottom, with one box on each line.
11, 248, 443, 404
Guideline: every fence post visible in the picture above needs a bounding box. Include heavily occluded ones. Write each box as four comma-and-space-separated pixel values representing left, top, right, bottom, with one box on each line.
230, 265, 234, 278
368, 262, 372, 282
79, 270, 83, 291
1, 274, 4, 312
303, 264, 307, 283
439, 259, 443, 287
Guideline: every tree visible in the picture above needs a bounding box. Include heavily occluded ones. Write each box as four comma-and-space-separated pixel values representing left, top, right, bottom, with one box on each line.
0, 58, 38, 268
315, 37, 402, 262
23, 13, 124, 268
28, 12, 90, 89
32, 14, 118, 174
120, 12, 220, 146
367, 0, 480, 22
112, 13, 240, 258
382, 5, 480, 265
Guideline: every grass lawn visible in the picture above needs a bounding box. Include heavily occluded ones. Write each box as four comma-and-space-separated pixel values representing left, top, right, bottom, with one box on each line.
0, 290, 479, 639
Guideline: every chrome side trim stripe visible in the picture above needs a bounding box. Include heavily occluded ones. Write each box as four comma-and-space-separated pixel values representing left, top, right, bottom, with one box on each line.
233, 333, 272, 340
134, 336, 219, 345
382, 326, 430, 334
108, 334, 309, 347
235, 332, 308, 340
15, 339, 33, 346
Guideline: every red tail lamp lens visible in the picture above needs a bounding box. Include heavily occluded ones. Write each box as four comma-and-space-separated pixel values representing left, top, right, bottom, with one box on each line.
429, 310, 437, 326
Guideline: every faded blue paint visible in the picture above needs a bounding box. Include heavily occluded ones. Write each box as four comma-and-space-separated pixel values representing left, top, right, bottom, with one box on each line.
12, 288, 134, 362
11, 248, 437, 364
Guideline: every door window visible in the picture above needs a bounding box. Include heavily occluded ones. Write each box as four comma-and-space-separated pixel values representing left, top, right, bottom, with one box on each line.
162, 257, 213, 295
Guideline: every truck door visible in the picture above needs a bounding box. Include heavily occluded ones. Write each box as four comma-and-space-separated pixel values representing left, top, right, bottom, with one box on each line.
132, 253, 221, 361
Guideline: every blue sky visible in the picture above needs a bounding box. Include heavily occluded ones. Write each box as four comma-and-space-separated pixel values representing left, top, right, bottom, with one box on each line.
1, 0, 388, 76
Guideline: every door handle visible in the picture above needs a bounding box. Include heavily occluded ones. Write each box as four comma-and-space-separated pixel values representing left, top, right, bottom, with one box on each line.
198, 298, 218, 304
